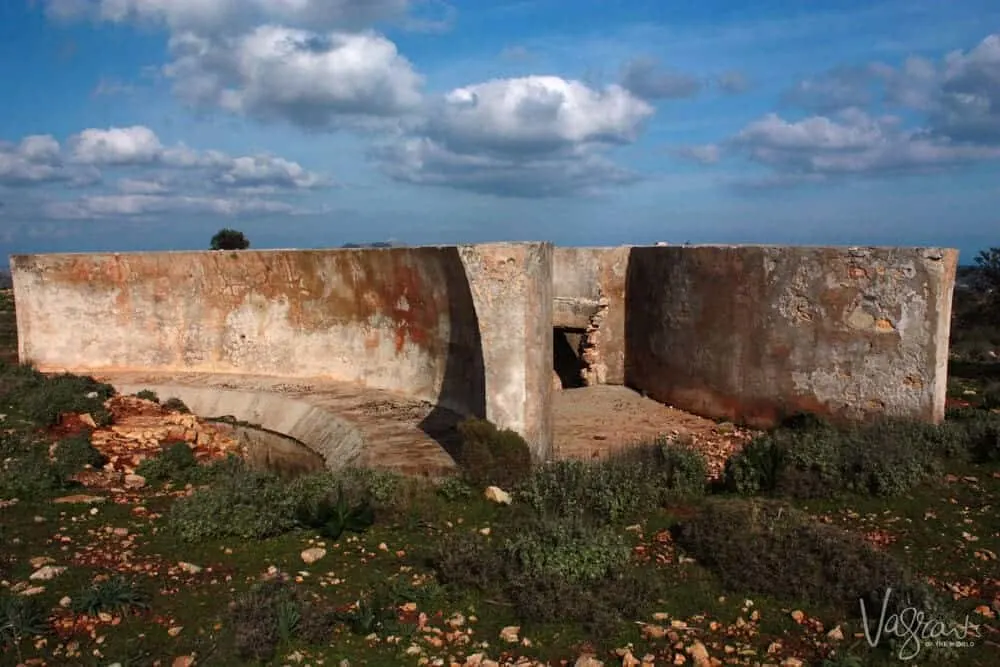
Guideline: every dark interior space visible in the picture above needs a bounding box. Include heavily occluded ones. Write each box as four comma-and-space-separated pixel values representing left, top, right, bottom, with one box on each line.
554, 327, 587, 389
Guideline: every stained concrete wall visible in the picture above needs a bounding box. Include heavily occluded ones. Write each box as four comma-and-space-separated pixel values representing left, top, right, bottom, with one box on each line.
10, 244, 553, 459
552, 247, 630, 385
625, 245, 958, 427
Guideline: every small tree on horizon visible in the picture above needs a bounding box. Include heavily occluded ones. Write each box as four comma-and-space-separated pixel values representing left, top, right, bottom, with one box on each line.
210, 228, 250, 251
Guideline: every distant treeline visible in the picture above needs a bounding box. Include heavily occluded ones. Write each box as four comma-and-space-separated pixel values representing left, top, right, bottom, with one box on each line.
0, 271, 10, 290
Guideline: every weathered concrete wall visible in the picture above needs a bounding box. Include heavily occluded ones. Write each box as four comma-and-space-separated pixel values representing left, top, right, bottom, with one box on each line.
552, 247, 630, 385
11, 244, 554, 459
625, 246, 957, 427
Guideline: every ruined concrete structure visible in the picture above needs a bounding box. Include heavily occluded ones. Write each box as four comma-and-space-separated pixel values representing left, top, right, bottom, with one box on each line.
10, 243, 958, 465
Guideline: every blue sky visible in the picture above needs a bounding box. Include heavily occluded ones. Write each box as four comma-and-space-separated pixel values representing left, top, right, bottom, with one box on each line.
1, 0, 999, 262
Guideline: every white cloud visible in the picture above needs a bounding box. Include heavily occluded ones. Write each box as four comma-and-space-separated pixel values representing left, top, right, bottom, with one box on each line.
0, 135, 100, 186
164, 27, 424, 129
728, 108, 1000, 176
117, 177, 170, 194
1, 125, 327, 220
70, 126, 164, 165
376, 76, 653, 197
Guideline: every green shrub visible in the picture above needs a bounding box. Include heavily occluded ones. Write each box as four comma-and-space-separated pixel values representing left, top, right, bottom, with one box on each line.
942, 410, 1000, 462
436, 475, 474, 501
52, 434, 107, 475
501, 514, 630, 584
0, 364, 114, 427
675, 499, 905, 611
168, 467, 303, 541
433, 515, 662, 640
167, 465, 385, 542
135, 441, 198, 484
134, 389, 160, 403
517, 440, 707, 524
725, 417, 951, 498
724, 436, 786, 496
0, 442, 70, 500
455, 418, 533, 489
162, 397, 190, 414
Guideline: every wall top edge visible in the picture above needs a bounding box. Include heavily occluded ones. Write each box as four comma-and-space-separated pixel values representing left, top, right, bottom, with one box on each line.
8, 243, 959, 263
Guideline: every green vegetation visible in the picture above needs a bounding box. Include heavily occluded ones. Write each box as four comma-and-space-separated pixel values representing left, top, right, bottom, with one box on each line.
0, 270, 997, 666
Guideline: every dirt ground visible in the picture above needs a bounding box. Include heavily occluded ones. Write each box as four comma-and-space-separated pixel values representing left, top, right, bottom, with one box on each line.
553, 385, 756, 479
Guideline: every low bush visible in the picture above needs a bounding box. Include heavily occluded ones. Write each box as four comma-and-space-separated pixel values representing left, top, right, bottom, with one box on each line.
167, 464, 391, 542
724, 417, 954, 498
135, 441, 198, 484
0, 363, 114, 428
0, 593, 48, 650
0, 440, 71, 500
432, 513, 663, 639
674, 498, 906, 611
167, 466, 304, 541
436, 475, 474, 501
455, 418, 533, 489
52, 434, 107, 475
162, 397, 190, 414
134, 389, 160, 403
517, 439, 708, 524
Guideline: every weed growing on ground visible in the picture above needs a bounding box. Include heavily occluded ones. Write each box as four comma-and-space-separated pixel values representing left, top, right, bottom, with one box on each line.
72, 576, 151, 616
0, 593, 48, 651
0, 436, 73, 500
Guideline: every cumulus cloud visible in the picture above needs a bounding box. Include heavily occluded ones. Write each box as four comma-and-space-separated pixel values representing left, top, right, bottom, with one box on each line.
164, 27, 423, 129
684, 31, 1000, 187
43, 0, 411, 33
0, 135, 99, 186
619, 57, 701, 100
375, 76, 653, 197
729, 108, 1000, 177
1, 125, 327, 219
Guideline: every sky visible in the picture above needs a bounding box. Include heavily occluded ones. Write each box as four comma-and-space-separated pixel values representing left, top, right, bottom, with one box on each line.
1, 0, 999, 263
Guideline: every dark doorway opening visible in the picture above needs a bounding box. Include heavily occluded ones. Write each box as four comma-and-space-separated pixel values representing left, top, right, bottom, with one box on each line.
553, 327, 586, 389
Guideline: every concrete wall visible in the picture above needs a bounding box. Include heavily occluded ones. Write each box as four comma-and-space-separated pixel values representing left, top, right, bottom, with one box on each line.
625, 245, 958, 427
552, 247, 630, 385
11, 243, 554, 459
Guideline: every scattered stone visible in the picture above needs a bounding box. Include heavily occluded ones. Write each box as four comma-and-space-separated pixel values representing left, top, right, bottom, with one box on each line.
20, 586, 45, 596
171, 657, 195, 667
687, 640, 710, 666
499, 626, 520, 643
781, 659, 804, 667
59, 596, 72, 608
53, 494, 106, 505
124, 474, 146, 489
300, 547, 327, 565
790, 610, 805, 623
827, 625, 845, 640
79, 413, 97, 428
29, 565, 66, 581
574, 655, 603, 667
178, 562, 203, 574
29, 556, 54, 569
167, 626, 183, 637
484, 486, 512, 505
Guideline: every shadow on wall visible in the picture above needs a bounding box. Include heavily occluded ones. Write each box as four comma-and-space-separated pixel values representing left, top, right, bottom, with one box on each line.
417, 247, 487, 460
